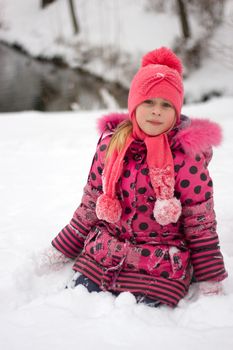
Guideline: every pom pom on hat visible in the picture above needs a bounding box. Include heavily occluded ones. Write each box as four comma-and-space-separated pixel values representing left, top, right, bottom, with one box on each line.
141, 47, 183, 76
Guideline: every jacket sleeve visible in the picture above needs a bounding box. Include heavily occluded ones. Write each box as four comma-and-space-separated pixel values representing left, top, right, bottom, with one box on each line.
51, 135, 110, 259
175, 148, 228, 282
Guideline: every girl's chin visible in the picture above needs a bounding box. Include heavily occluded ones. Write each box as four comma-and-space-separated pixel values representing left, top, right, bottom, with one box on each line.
144, 128, 165, 136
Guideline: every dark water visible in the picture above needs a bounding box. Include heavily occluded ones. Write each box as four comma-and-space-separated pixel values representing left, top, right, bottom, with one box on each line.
0, 43, 128, 112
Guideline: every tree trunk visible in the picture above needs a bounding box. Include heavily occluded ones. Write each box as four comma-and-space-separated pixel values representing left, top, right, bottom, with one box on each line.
41, 0, 56, 8
177, 0, 191, 39
68, 0, 79, 35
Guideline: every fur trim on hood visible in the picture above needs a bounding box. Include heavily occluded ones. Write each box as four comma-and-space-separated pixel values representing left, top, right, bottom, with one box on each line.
97, 112, 128, 134
174, 118, 222, 156
97, 112, 222, 156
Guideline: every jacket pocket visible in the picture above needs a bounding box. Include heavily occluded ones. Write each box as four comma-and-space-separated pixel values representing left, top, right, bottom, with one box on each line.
84, 226, 128, 267
125, 244, 190, 280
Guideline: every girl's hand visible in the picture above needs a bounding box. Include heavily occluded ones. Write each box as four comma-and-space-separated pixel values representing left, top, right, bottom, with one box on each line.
34, 246, 71, 276
199, 281, 223, 296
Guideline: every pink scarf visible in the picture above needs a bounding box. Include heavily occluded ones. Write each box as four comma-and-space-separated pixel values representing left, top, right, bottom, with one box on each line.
96, 116, 181, 226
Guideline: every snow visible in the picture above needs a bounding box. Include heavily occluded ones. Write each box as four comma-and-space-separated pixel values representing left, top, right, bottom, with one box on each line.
1, 97, 233, 349
0, 0, 233, 100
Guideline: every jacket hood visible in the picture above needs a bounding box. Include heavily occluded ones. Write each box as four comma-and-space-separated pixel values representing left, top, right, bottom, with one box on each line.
97, 112, 222, 157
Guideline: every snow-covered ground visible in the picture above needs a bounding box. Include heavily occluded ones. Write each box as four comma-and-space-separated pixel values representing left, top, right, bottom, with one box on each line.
0, 0, 233, 102
1, 97, 233, 350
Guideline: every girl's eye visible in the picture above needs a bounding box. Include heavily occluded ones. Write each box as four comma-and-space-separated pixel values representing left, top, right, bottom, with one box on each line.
143, 99, 154, 105
162, 102, 172, 108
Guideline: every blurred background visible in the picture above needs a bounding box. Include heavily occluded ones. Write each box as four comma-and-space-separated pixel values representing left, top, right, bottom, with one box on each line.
0, 0, 232, 112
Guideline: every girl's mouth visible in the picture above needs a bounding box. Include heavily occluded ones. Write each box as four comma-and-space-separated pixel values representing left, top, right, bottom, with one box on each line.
147, 120, 163, 125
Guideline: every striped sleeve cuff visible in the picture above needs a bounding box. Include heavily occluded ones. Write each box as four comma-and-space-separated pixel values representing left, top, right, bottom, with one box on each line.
191, 248, 227, 281
51, 224, 85, 259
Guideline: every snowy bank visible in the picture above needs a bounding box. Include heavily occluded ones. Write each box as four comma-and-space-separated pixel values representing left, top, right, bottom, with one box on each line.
0, 0, 233, 103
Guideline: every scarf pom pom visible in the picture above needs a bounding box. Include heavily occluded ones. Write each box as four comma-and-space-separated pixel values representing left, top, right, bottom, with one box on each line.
96, 194, 122, 223
153, 197, 182, 226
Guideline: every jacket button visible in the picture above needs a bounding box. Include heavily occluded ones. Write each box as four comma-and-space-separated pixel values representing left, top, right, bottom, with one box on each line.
134, 154, 142, 161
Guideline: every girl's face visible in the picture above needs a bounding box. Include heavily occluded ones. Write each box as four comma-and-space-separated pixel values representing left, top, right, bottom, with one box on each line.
135, 98, 176, 136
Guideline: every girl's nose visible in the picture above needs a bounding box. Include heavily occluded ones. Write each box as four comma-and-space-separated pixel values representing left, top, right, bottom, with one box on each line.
152, 105, 161, 116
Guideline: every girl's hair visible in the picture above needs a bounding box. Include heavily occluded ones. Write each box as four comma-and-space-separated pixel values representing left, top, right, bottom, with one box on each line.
105, 120, 133, 161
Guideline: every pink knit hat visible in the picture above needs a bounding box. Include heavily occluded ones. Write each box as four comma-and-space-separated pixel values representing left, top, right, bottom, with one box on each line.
128, 46, 184, 119
96, 47, 183, 226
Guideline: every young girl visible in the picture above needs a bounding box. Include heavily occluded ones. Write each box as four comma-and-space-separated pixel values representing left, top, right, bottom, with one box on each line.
37, 47, 227, 307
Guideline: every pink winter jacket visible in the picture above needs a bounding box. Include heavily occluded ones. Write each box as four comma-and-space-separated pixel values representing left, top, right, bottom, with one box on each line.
52, 113, 227, 306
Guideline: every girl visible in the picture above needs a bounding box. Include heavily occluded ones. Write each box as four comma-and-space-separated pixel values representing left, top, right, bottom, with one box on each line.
37, 47, 227, 307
